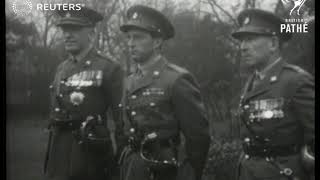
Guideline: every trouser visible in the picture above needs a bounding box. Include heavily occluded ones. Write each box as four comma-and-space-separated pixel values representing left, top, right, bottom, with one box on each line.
44, 128, 116, 180
120, 152, 176, 180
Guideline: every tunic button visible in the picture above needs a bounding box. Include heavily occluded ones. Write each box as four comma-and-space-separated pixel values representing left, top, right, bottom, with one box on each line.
60, 80, 65, 84
150, 102, 156, 107
130, 128, 135, 133
88, 133, 93, 137
244, 154, 250, 159
49, 85, 53, 89
118, 103, 123, 108
54, 108, 60, 112
131, 95, 137, 99
153, 71, 160, 76
283, 168, 293, 176
85, 60, 91, 66
59, 94, 63, 98
69, 122, 72, 126
244, 105, 249, 109
131, 111, 136, 116
244, 137, 250, 143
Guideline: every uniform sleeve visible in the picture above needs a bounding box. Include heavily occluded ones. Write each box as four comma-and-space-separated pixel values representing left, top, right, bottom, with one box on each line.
103, 62, 125, 151
48, 63, 64, 123
291, 73, 314, 147
171, 73, 210, 180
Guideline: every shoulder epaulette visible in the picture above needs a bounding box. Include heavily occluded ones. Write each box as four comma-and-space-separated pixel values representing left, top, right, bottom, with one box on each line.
284, 64, 311, 76
167, 63, 188, 74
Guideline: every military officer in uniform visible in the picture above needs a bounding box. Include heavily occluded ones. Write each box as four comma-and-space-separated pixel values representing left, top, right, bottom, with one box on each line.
231, 9, 314, 180
44, 7, 124, 180
118, 5, 210, 180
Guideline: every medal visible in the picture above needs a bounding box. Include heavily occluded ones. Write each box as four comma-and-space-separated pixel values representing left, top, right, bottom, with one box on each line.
70, 91, 85, 106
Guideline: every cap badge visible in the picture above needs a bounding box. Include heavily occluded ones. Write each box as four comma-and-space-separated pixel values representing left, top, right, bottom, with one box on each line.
243, 16, 250, 25
132, 12, 138, 19
66, 12, 71, 18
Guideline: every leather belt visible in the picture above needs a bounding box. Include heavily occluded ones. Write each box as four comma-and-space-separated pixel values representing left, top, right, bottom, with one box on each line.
49, 114, 105, 130
243, 144, 300, 157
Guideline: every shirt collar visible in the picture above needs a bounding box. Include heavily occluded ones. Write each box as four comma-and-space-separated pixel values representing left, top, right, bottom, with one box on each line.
137, 54, 162, 76
69, 44, 93, 63
255, 57, 282, 80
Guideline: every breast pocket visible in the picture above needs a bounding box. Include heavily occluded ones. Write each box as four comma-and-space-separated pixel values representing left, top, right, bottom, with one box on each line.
130, 88, 167, 109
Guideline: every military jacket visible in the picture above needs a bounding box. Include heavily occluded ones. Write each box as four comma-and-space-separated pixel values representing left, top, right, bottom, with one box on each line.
49, 50, 123, 122
45, 49, 123, 177
239, 59, 314, 147
237, 59, 314, 179
121, 56, 210, 180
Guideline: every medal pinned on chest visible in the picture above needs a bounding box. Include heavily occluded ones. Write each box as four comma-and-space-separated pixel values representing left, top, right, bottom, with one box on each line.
70, 91, 85, 106
246, 98, 285, 121
65, 70, 103, 88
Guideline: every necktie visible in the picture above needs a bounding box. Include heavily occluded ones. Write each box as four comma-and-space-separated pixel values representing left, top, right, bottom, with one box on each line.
251, 72, 262, 90
134, 66, 144, 79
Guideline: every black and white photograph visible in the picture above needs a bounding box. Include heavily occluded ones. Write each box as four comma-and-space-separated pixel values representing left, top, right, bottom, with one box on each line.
6, 0, 315, 180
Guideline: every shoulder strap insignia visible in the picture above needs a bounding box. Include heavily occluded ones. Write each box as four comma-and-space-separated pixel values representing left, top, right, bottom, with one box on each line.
167, 63, 188, 74
284, 64, 308, 74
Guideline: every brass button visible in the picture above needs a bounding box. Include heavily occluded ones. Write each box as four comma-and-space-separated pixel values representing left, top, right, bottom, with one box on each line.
153, 71, 160, 76
85, 60, 91, 66
131, 111, 136, 116
244, 154, 250, 159
244, 137, 250, 143
130, 128, 135, 133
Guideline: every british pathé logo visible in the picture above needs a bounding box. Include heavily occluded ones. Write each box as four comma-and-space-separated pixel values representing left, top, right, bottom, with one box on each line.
12, 0, 33, 16
280, 0, 311, 34
280, 18, 309, 33
281, 0, 307, 16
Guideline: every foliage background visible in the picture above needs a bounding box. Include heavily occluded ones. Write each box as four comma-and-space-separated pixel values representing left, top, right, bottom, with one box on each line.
6, 0, 314, 180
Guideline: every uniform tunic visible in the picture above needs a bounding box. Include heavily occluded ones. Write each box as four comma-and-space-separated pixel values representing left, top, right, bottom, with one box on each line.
238, 59, 314, 180
44, 49, 123, 179
120, 56, 210, 180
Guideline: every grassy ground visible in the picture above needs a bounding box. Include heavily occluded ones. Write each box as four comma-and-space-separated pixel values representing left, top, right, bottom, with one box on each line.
7, 116, 48, 180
